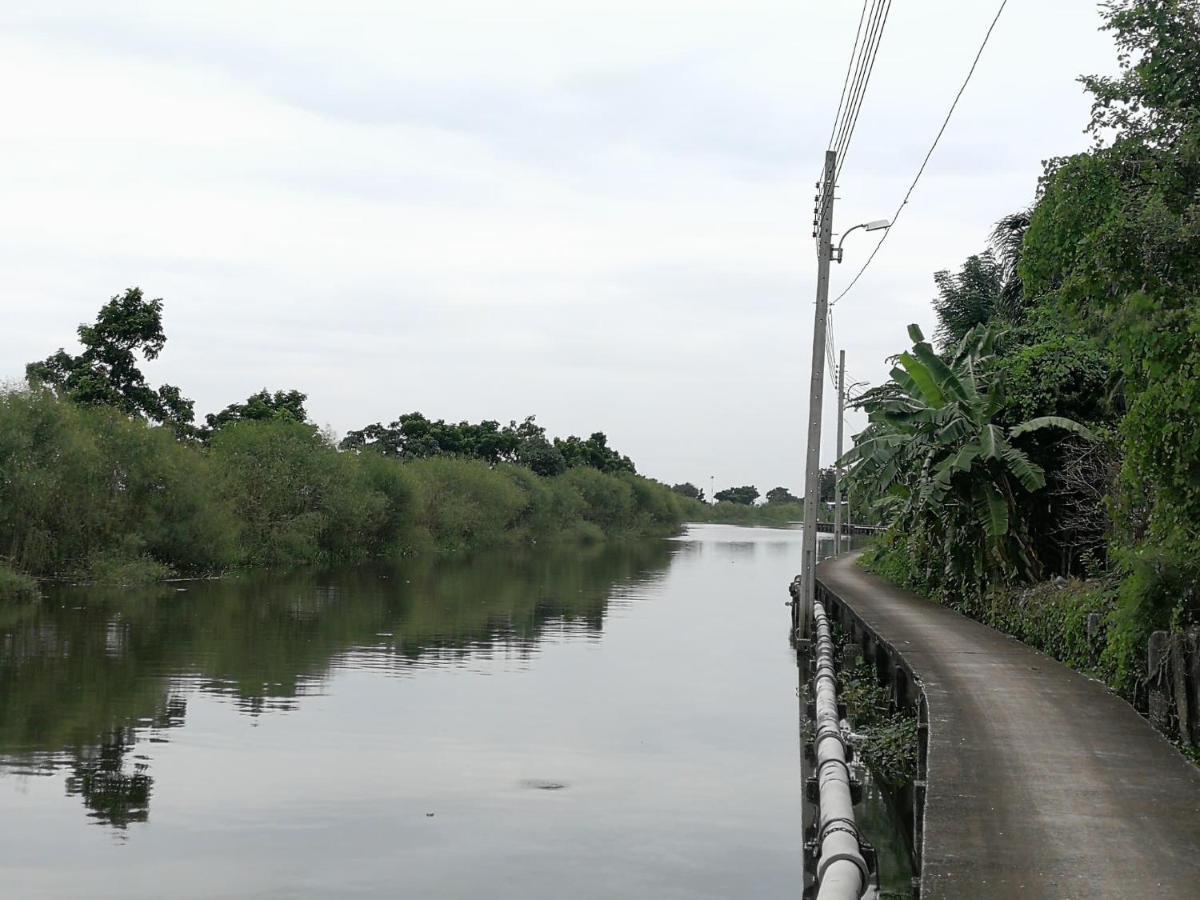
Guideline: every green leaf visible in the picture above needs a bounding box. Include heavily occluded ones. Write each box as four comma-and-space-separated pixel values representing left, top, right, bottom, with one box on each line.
906, 323, 926, 343
888, 366, 922, 401
951, 443, 981, 472
1001, 446, 1046, 491
1009, 416, 1098, 441
936, 417, 972, 446
897, 352, 946, 408
910, 339, 970, 405
974, 483, 1009, 539
980, 424, 1004, 459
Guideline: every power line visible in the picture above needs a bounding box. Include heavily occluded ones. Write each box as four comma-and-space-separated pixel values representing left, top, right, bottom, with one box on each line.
815, 0, 893, 240
834, 0, 893, 182
831, 0, 886, 160
826, 0, 870, 153
831, 0, 1009, 307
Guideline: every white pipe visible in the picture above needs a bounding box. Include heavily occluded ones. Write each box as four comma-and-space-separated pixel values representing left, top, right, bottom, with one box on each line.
811, 600, 869, 900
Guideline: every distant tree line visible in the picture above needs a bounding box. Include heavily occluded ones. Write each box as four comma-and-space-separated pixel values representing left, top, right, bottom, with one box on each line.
24, 289, 638, 478
340, 414, 634, 477
5, 291, 682, 590
671, 469, 835, 507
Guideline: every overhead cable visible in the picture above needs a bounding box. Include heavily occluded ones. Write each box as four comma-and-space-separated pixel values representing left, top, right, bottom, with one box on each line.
831, 0, 1009, 307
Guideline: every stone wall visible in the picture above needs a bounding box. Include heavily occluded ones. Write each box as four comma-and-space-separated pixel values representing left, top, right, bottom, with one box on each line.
1144, 628, 1200, 749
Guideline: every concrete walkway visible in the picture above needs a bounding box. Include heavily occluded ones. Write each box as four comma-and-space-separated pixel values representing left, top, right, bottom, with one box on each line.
816, 553, 1200, 899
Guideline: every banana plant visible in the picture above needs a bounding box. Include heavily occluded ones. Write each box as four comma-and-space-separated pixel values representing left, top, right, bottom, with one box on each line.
840, 324, 1095, 587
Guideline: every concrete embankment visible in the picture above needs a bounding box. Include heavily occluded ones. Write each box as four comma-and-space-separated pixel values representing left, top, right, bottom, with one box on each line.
816, 552, 1200, 899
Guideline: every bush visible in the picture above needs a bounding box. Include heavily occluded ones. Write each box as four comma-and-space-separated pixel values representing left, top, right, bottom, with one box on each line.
0, 389, 690, 583
0, 563, 40, 601
557, 466, 635, 534
0, 388, 238, 578
209, 420, 352, 566
403, 456, 530, 553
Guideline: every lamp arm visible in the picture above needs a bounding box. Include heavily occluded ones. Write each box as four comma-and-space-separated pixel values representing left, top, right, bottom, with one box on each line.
831, 224, 865, 263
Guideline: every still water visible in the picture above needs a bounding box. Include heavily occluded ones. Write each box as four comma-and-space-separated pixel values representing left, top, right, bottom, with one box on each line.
1, 524, 856, 898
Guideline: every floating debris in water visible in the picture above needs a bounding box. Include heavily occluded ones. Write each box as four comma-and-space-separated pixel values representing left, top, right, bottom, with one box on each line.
520, 779, 567, 791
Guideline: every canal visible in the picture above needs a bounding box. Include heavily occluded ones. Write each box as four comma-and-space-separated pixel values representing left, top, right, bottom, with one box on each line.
0, 524, 902, 898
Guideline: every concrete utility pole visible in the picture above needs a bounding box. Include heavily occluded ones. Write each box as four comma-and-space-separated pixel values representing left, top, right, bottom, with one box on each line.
799, 149, 837, 642
833, 350, 846, 557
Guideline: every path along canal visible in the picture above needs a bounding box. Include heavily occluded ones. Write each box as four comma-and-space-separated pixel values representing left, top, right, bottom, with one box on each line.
0, 524, 905, 898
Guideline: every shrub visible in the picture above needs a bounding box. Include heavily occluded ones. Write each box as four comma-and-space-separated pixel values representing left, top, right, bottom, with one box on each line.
403, 456, 529, 553
0, 563, 40, 601
0, 388, 237, 577
558, 467, 635, 535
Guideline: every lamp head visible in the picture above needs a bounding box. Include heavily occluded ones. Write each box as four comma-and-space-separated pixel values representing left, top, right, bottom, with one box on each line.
863, 218, 891, 232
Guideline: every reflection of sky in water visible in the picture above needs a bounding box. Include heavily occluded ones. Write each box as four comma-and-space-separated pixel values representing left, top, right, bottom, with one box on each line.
0, 526, 822, 898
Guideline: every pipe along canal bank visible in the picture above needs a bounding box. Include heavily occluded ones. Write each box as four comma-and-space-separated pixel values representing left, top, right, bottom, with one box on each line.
794, 551, 1200, 899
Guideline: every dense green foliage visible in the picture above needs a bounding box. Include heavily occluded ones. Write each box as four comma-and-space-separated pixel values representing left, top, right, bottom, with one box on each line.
702, 500, 804, 526
765, 486, 801, 505
843, 324, 1094, 595
670, 482, 705, 502
713, 485, 759, 505
341, 413, 634, 477
26, 288, 195, 433
849, 0, 1200, 695
0, 388, 687, 584
6, 284, 693, 587
0, 564, 40, 602
931, 252, 1004, 349
203, 388, 309, 434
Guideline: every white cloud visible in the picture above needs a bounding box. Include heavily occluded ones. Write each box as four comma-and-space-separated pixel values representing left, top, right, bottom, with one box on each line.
1, 0, 1117, 492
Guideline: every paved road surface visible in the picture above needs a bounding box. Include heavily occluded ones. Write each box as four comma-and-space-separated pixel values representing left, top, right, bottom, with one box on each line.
817, 553, 1200, 899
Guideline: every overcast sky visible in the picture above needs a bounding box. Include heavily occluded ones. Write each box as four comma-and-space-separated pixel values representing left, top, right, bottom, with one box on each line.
2, 1, 1117, 494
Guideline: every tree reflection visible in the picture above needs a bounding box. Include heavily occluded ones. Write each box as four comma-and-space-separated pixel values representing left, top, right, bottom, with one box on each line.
0, 540, 672, 828
65, 727, 152, 829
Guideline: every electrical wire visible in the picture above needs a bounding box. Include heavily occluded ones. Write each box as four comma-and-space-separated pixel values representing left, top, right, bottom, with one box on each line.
816, 0, 894, 233
826, 0, 870, 154
834, 0, 893, 182
831, 0, 885, 160
831, 0, 1009, 307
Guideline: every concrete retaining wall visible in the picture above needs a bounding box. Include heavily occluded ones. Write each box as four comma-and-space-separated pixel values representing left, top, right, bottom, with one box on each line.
1143, 627, 1200, 749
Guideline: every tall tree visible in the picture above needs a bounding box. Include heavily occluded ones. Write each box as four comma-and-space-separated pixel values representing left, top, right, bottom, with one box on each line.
931, 253, 1004, 350
26, 288, 194, 431
554, 432, 636, 474
714, 485, 759, 506
990, 209, 1032, 318
204, 389, 309, 434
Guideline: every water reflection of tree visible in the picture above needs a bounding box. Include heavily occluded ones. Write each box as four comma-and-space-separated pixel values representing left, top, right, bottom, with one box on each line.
65, 727, 152, 829
0, 540, 671, 828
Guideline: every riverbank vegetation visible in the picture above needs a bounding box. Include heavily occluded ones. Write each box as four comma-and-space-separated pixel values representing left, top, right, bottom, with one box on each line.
846, 0, 1200, 712
3, 295, 693, 593
0, 387, 688, 589
836, 655, 918, 793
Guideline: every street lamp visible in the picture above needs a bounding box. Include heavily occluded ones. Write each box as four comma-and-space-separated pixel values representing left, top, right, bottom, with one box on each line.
831, 219, 890, 263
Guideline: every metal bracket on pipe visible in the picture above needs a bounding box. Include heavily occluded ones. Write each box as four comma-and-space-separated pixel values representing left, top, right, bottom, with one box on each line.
806, 773, 863, 805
